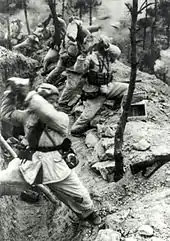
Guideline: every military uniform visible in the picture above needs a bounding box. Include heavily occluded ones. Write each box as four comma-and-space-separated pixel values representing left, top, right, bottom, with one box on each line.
42, 17, 67, 73
46, 18, 91, 84
71, 40, 128, 135
0, 81, 99, 221
13, 34, 40, 56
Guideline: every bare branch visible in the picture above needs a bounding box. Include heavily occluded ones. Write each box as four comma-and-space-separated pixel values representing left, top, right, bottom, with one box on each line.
140, 0, 147, 10
138, 2, 155, 14
125, 3, 133, 14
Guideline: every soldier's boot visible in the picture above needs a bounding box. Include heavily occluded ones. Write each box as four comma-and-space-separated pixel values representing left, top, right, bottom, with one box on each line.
71, 124, 89, 137
84, 210, 102, 225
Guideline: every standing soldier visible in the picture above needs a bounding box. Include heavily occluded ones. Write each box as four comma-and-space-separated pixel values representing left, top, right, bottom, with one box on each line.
46, 16, 91, 84
42, 14, 67, 75
71, 35, 128, 136
0, 79, 101, 225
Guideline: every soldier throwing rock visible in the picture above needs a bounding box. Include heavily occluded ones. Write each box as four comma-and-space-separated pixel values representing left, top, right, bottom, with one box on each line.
0, 79, 101, 225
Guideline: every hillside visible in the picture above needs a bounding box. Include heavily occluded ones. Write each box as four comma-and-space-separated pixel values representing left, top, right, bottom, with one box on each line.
0, 1, 170, 241
0, 46, 170, 241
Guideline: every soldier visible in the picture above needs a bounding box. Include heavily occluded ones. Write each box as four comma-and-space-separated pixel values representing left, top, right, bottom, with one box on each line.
46, 16, 91, 85
5, 19, 24, 46
58, 34, 95, 110
71, 35, 128, 136
13, 34, 40, 56
0, 79, 101, 225
33, 14, 52, 41
41, 14, 67, 74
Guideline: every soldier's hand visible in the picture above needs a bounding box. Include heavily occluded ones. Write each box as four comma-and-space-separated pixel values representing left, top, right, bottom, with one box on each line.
25, 90, 37, 105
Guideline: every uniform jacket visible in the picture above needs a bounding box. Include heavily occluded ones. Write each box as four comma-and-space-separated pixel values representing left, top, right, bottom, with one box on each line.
1, 90, 71, 185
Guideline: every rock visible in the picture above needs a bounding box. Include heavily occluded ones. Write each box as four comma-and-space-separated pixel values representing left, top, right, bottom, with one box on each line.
102, 147, 115, 161
91, 116, 104, 127
95, 229, 121, 241
133, 139, 150, 151
96, 124, 106, 136
91, 161, 115, 180
94, 139, 105, 161
102, 138, 115, 150
85, 131, 99, 148
151, 237, 165, 241
104, 126, 116, 137
151, 145, 170, 157
138, 224, 154, 237
124, 238, 137, 241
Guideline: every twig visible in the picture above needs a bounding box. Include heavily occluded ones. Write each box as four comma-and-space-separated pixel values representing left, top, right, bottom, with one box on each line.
138, 2, 155, 14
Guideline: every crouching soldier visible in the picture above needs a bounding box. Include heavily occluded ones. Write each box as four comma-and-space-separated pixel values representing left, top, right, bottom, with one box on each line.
13, 34, 40, 56
71, 35, 128, 136
0, 80, 101, 225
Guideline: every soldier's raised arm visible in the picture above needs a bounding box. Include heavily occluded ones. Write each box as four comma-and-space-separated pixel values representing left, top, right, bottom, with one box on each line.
1, 78, 30, 126
25, 85, 69, 136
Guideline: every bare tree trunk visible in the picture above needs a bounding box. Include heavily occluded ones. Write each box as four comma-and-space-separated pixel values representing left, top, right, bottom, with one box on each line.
143, 0, 148, 50
114, 0, 138, 182
150, 0, 158, 71
166, 23, 170, 48
48, 0, 61, 47
23, 0, 30, 35
79, 6, 83, 19
6, 0, 12, 50
62, 0, 65, 19
89, 3, 92, 26
6, 15, 12, 50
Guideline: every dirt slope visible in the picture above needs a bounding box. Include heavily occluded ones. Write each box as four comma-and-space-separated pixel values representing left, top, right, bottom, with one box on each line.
68, 61, 170, 241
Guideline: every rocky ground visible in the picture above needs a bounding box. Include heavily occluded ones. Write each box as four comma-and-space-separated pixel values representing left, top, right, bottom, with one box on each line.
0, 45, 170, 241
68, 62, 170, 241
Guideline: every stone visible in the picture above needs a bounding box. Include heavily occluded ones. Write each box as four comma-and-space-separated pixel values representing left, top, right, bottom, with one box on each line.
95, 229, 121, 241
151, 237, 165, 241
96, 124, 106, 136
91, 161, 115, 180
138, 225, 154, 237
94, 139, 105, 161
124, 238, 137, 241
133, 139, 150, 151
104, 127, 116, 137
102, 138, 115, 150
102, 147, 115, 161
85, 132, 99, 148
151, 146, 170, 157
91, 116, 104, 128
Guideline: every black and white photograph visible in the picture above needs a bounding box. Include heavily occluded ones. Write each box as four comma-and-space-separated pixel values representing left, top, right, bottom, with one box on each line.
0, 0, 170, 240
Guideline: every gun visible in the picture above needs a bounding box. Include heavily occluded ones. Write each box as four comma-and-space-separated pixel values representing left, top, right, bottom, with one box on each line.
130, 154, 170, 178
0, 134, 58, 204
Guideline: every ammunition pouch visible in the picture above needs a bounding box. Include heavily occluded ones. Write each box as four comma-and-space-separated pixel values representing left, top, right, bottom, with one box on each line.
87, 70, 113, 86
82, 83, 100, 100
41, 131, 79, 169
56, 138, 79, 169
18, 147, 35, 160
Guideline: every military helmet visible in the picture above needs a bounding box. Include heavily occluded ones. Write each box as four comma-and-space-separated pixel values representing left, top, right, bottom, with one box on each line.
109, 44, 121, 59
97, 35, 110, 51
36, 83, 59, 97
